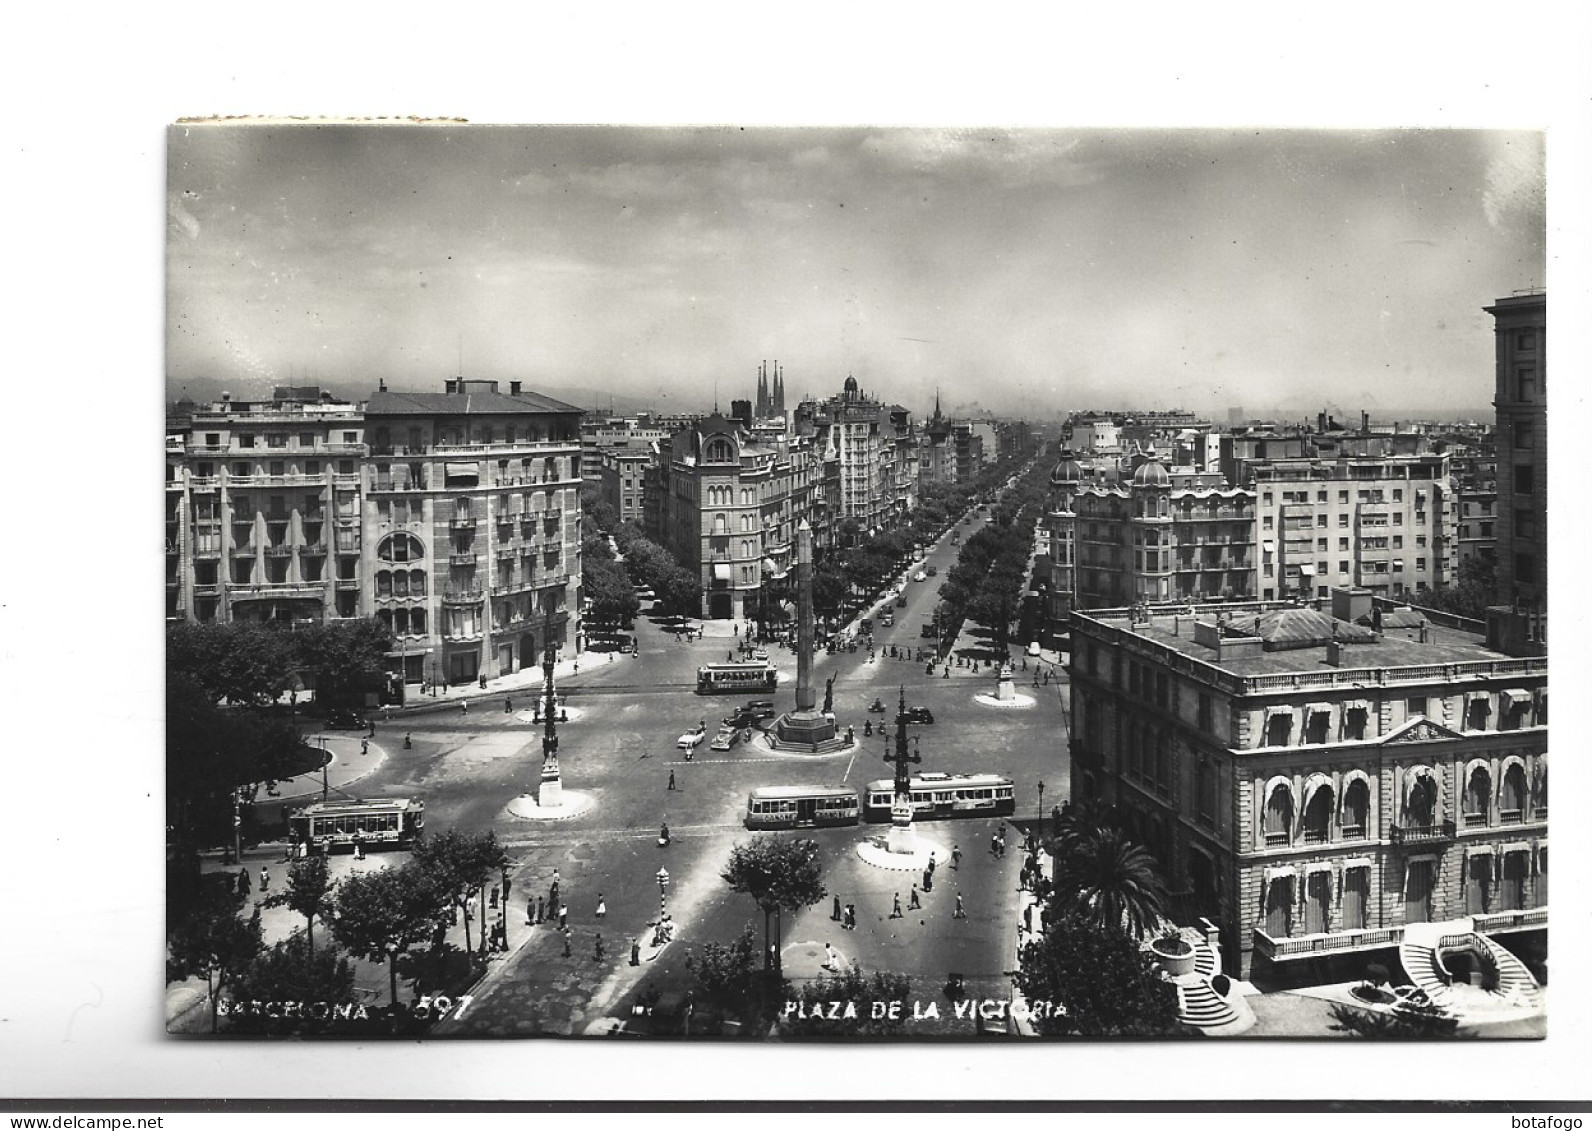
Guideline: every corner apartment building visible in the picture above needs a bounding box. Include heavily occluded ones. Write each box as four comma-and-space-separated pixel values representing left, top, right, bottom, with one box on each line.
1058, 456, 1257, 609
659, 415, 820, 622
166, 388, 367, 627
1068, 590, 1547, 980
359, 379, 585, 687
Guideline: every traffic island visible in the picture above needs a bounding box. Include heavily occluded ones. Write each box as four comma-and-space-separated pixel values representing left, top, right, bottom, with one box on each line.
506, 790, 595, 821
856, 833, 949, 872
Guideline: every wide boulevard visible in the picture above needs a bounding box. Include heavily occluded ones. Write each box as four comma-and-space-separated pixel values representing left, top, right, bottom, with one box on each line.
346, 509, 1071, 1036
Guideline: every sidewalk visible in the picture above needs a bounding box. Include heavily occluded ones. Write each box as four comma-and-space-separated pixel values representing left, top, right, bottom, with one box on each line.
389, 650, 629, 716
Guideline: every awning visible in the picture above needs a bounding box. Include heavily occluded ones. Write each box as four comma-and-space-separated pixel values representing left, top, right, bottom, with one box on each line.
1343, 699, 1370, 712
712, 563, 731, 582
1465, 690, 1490, 703
1502, 842, 1532, 857
1262, 540, 1275, 554
1300, 564, 1317, 576
1464, 843, 1497, 858
1264, 705, 1292, 719
1305, 702, 1332, 717
1339, 857, 1373, 872
1304, 860, 1334, 875
1302, 772, 1332, 811
1263, 865, 1296, 883
444, 462, 479, 479
760, 557, 779, 576
1502, 688, 1531, 706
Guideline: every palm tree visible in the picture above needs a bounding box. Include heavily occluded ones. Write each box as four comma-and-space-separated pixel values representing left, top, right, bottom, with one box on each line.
1049, 796, 1118, 855
1050, 826, 1168, 941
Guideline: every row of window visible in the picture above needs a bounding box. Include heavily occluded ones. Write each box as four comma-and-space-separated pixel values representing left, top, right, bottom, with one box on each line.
216, 431, 361, 450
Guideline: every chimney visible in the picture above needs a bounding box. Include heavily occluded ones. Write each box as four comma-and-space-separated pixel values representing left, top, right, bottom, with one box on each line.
378, 378, 387, 392
1327, 639, 1345, 667
511, 380, 522, 397
1317, 410, 1327, 433
1360, 410, 1370, 434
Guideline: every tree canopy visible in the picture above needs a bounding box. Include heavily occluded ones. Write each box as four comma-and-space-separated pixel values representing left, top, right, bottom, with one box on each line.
722, 836, 827, 970
1014, 913, 1184, 1037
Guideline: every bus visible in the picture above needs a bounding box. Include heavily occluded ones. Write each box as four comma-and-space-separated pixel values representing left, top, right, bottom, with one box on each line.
288, 798, 425, 852
745, 785, 860, 829
695, 660, 777, 694
861, 772, 1015, 823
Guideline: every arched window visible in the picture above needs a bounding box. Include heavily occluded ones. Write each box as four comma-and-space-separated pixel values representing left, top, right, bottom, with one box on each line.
392, 570, 409, 598
1406, 772, 1437, 827
1500, 763, 1526, 822
378, 533, 424, 563
1340, 778, 1369, 838
1464, 766, 1491, 826
1302, 783, 1333, 844
1263, 784, 1293, 846
375, 570, 392, 597
409, 569, 427, 597
376, 609, 393, 632
705, 438, 734, 463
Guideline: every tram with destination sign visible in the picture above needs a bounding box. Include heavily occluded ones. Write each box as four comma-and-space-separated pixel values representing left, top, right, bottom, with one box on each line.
696, 661, 778, 694
744, 785, 860, 829
861, 772, 1015, 822
289, 798, 425, 851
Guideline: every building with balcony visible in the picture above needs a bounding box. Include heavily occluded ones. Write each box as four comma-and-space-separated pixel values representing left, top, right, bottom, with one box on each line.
1067, 588, 1547, 981
363, 378, 584, 687
658, 414, 818, 623
1054, 454, 1257, 610
166, 387, 365, 626
1247, 449, 1454, 603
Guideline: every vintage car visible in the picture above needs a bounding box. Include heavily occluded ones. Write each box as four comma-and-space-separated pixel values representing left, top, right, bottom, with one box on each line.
676, 725, 707, 750
709, 726, 739, 752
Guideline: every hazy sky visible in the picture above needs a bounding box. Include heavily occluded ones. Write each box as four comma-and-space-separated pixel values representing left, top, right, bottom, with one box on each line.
167, 125, 1543, 418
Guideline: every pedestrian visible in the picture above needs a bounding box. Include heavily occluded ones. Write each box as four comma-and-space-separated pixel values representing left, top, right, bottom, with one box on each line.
369, 718, 377, 737
990, 833, 1001, 858
403, 732, 412, 749
460, 699, 468, 715
259, 866, 270, 893
595, 894, 606, 918
1043, 670, 1050, 685
536, 896, 545, 924
528, 897, 536, 926
954, 892, 966, 919
659, 821, 671, 846
361, 738, 369, 756
631, 938, 641, 966
489, 886, 498, 910
558, 904, 569, 930
685, 946, 694, 971
951, 844, 961, 870
823, 942, 839, 971
562, 928, 572, 958
353, 834, 365, 861
1022, 905, 1032, 933
922, 867, 933, 893
844, 904, 856, 930
594, 933, 605, 962
927, 855, 936, 877
909, 885, 921, 910
667, 769, 676, 791
890, 892, 903, 919
505, 696, 512, 714
479, 674, 488, 690
832, 895, 842, 921
727, 650, 734, 662
502, 867, 512, 900
238, 868, 251, 897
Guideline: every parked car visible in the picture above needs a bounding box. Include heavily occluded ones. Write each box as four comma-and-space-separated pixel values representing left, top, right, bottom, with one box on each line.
879, 612, 894, 627
751, 649, 768, 662
1026, 640, 1042, 657
677, 726, 706, 750
913, 571, 927, 582
325, 708, 369, 730
731, 701, 777, 728
895, 594, 907, 608
710, 726, 738, 752
902, 706, 935, 725
926, 565, 937, 577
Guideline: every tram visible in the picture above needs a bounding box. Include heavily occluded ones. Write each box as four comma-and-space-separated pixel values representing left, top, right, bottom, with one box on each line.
288, 797, 425, 851
861, 772, 1015, 822
696, 661, 778, 694
744, 785, 861, 829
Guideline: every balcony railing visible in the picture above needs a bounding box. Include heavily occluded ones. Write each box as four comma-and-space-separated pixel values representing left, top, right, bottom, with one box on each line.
334, 577, 360, 590
1388, 820, 1456, 846
450, 517, 477, 530
301, 542, 326, 556
441, 585, 484, 605
1471, 907, 1547, 934
496, 546, 517, 560
264, 544, 295, 557
1263, 831, 1290, 848
231, 544, 257, 556
1253, 925, 1404, 961
231, 582, 326, 599
1462, 812, 1488, 829
442, 629, 484, 643
449, 552, 478, 567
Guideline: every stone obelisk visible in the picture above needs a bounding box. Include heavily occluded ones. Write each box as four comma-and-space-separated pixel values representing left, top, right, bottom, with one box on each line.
775, 519, 836, 746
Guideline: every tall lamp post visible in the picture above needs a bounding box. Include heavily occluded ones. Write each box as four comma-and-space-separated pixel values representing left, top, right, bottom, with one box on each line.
231, 788, 242, 865
883, 685, 923, 855
1037, 780, 1045, 824
538, 602, 563, 808
654, 867, 670, 946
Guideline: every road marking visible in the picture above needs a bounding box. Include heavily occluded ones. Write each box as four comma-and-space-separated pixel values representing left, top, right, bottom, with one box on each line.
842, 749, 856, 782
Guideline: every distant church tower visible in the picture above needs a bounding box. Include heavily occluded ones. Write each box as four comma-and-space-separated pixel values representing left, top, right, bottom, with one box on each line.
774, 364, 785, 415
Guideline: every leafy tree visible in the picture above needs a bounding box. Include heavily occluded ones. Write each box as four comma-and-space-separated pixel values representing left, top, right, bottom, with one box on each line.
659, 566, 704, 620
621, 537, 672, 591
721, 836, 827, 974
1419, 555, 1497, 622
811, 561, 849, 625
584, 556, 639, 629
329, 860, 448, 1006
1329, 997, 1467, 1038
167, 881, 263, 1033
168, 622, 296, 707
410, 828, 508, 956
264, 854, 333, 959
1049, 826, 1168, 941
1014, 913, 1184, 1037
778, 965, 913, 1038
289, 618, 393, 706
692, 923, 782, 1029
226, 935, 356, 1035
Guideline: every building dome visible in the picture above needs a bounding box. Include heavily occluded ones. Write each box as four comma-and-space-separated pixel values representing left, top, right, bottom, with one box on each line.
842, 374, 859, 396
1132, 459, 1171, 487
1050, 448, 1084, 485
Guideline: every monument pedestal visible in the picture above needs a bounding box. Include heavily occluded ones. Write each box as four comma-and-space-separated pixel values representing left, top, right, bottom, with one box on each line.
538, 773, 563, 809
774, 709, 837, 746
995, 664, 1016, 702
885, 798, 918, 855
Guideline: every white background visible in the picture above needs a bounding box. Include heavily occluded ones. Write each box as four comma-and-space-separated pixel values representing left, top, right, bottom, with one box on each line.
2, 0, 1588, 1106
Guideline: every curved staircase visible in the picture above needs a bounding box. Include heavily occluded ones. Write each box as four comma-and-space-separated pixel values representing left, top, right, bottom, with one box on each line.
1399, 920, 1545, 1017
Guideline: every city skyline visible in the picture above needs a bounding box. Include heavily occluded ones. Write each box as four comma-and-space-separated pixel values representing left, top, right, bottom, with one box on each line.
167, 125, 1543, 418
